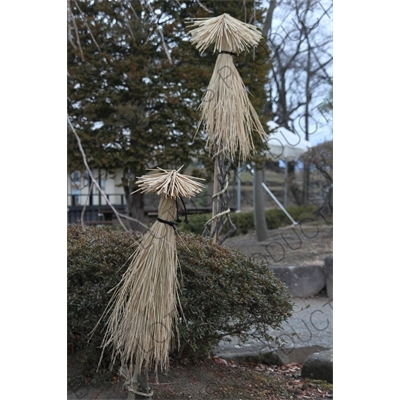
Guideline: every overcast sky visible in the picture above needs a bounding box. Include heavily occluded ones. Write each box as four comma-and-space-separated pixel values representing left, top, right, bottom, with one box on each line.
262, 0, 333, 147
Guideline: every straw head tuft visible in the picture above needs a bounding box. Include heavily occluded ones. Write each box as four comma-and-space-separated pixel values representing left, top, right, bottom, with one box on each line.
186, 13, 262, 54
134, 168, 205, 199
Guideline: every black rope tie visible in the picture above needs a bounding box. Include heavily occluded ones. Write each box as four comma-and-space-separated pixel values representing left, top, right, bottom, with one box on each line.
157, 217, 177, 231
157, 197, 188, 231
179, 197, 189, 224
219, 50, 237, 57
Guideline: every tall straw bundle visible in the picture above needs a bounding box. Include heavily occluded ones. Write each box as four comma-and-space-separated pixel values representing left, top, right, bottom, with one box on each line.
187, 13, 267, 162
98, 167, 204, 393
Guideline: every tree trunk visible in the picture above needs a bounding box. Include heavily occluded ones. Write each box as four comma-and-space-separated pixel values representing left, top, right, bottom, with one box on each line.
131, 191, 147, 232
262, 0, 277, 37
302, 160, 310, 205
253, 168, 269, 241
121, 170, 148, 232
211, 157, 220, 244
302, 32, 312, 205
124, 185, 147, 233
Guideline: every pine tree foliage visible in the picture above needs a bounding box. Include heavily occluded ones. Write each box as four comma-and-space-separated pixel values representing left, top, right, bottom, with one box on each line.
67, 0, 271, 218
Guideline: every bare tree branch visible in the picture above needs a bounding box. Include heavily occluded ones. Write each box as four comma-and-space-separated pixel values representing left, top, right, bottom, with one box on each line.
68, 0, 85, 62
263, 0, 277, 37
195, 0, 213, 14
67, 0, 79, 53
140, 0, 173, 65
73, 0, 102, 53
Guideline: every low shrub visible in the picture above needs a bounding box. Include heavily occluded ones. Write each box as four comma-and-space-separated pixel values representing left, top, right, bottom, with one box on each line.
176, 233, 294, 359
266, 205, 318, 230
68, 225, 293, 384
68, 225, 137, 386
230, 211, 256, 234
180, 205, 318, 235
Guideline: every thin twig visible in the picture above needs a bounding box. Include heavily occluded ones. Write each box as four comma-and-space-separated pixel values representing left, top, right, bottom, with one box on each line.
67, 0, 79, 53
141, 0, 173, 65
205, 208, 231, 226
68, 0, 85, 62
73, 0, 102, 53
80, 180, 95, 230
212, 179, 229, 199
196, 0, 214, 14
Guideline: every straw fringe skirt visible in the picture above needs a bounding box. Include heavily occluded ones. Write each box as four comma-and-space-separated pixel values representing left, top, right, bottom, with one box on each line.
101, 196, 179, 375
199, 53, 266, 161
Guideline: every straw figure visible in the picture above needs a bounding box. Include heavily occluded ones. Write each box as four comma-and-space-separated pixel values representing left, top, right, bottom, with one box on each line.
98, 167, 204, 398
186, 14, 267, 243
187, 13, 267, 162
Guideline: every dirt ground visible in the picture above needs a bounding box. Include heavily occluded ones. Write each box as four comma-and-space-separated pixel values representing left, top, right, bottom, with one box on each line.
68, 221, 333, 399
68, 358, 333, 399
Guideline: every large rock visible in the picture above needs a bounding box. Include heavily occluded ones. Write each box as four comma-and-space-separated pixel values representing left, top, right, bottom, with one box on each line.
269, 265, 326, 298
301, 349, 333, 383
324, 256, 333, 299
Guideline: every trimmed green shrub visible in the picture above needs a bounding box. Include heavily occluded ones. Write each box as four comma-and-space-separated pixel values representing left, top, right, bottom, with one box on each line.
68, 225, 138, 386
180, 205, 318, 235
176, 233, 294, 359
68, 225, 293, 384
266, 205, 318, 230
230, 211, 256, 234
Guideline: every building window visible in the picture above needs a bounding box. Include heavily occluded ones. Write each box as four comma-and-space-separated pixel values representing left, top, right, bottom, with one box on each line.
71, 188, 80, 206
83, 170, 90, 187
71, 171, 81, 184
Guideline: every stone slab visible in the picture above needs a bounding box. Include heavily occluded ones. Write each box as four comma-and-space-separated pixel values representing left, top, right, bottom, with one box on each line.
215, 298, 333, 365
269, 265, 326, 298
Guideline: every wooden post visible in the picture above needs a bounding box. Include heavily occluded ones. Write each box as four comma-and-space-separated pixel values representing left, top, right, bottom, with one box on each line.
211, 156, 220, 243
126, 359, 142, 400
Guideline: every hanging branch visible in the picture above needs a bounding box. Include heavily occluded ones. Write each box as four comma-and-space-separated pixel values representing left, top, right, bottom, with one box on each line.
195, 0, 214, 14
73, 0, 102, 53
67, 0, 78, 53
141, 0, 173, 65
68, 0, 85, 62
68, 115, 149, 232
